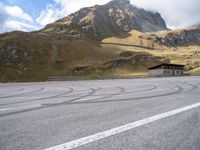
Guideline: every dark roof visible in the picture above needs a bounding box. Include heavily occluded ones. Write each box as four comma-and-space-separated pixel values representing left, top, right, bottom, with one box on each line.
148, 63, 185, 70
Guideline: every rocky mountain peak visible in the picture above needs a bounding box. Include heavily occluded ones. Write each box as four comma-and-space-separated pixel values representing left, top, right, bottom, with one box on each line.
108, 0, 131, 6
105, 0, 131, 10
41, 0, 167, 39
192, 24, 200, 29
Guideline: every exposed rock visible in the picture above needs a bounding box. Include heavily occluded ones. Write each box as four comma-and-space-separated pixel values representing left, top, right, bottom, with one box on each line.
41, 0, 167, 39
120, 51, 135, 57
1, 0, 200, 82
71, 52, 169, 75
190, 24, 200, 29
143, 29, 200, 46
186, 61, 200, 71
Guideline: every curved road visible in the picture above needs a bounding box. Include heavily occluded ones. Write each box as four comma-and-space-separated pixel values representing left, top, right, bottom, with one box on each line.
0, 77, 200, 150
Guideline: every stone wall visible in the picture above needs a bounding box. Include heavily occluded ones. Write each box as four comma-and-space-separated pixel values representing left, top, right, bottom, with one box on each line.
149, 69, 184, 77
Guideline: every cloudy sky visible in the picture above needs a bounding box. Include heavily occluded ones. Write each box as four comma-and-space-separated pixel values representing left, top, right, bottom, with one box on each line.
0, 0, 200, 33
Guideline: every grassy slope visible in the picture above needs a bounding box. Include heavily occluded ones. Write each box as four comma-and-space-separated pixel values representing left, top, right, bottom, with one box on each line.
0, 29, 199, 82
0, 31, 168, 82
190, 67, 200, 75
102, 30, 200, 75
0, 32, 125, 82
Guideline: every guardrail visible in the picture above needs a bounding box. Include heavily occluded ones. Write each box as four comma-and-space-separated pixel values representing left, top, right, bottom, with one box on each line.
48, 75, 148, 81
60, 35, 157, 50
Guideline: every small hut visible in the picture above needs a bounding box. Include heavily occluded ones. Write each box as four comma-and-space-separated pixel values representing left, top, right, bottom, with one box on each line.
148, 64, 185, 77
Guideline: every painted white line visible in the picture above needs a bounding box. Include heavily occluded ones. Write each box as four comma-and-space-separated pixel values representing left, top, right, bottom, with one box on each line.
44, 102, 200, 150
77, 96, 103, 102
0, 108, 15, 111
116, 88, 178, 96
0, 104, 41, 112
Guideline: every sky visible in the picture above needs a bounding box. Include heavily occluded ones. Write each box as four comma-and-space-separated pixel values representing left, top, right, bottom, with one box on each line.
0, 0, 200, 33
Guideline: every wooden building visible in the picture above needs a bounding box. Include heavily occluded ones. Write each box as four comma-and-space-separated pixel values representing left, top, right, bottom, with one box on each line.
148, 64, 185, 77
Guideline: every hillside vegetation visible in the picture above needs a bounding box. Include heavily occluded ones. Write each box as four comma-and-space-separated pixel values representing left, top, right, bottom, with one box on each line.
0, 0, 200, 82
0, 31, 169, 82
102, 30, 200, 73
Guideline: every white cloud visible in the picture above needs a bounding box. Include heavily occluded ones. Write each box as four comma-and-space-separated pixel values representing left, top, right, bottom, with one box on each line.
4, 5, 33, 23
36, 0, 109, 27
54, 0, 108, 14
1, 0, 200, 33
133, 0, 200, 28
5, 20, 39, 32
36, 4, 68, 26
0, 2, 39, 33
37, 0, 200, 29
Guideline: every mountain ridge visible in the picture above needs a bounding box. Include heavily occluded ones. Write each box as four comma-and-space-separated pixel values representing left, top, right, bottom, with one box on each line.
41, 0, 167, 39
0, 0, 200, 82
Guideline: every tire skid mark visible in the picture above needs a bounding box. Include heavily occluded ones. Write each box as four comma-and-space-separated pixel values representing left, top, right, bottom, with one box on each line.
123, 85, 157, 95
69, 81, 189, 104
63, 87, 101, 103
0, 105, 47, 117
0, 87, 74, 106
0, 85, 183, 117
0, 87, 44, 99
0, 87, 101, 117
71, 85, 184, 104
84, 85, 158, 103
79, 82, 177, 103
0, 81, 189, 117
58, 87, 98, 98
75, 87, 126, 103
42, 87, 101, 106
93, 85, 157, 96
58, 86, 102, 99
0, 88, 25, 95
181, 82, 198, 93
57, 87, 74, 98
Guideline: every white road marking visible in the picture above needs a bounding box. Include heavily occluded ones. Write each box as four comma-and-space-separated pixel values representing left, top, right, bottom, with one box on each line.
116, 88, 178, 96
0, 104, 40, 112
0, 108, 15, 111
44, 102, 200, 150
77, 96, 103, 102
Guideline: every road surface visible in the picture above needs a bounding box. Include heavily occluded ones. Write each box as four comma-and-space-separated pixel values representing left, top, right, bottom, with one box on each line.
0, 77, 200, 150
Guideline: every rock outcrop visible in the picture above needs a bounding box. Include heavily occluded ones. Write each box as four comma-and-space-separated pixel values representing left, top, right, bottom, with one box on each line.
41, 0, 167, 39
71, 51, 169, 76
1, 0, 200, 82
143, 29, 200, 47
190, 24, 200, 29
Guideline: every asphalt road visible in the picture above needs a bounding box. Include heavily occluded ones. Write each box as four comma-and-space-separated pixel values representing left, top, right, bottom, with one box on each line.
0, 77, 200, 150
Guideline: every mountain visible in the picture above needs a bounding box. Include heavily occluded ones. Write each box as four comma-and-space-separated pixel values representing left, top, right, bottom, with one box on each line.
0, 31, 169, 82
197, 24, 200, 28
142, 28, 200, 47
190, 24, 200, 29
41, 0, 167, 39
0, 0, 200, 82
103, 29, 200, 72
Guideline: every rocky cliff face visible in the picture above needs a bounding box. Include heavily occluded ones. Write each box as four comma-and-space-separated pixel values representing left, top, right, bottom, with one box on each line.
0, 31, 170, 82
1, 0, 200, 82
190, 24, 200, 29
41, 0, 167, 38
143, 29, 200, 47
